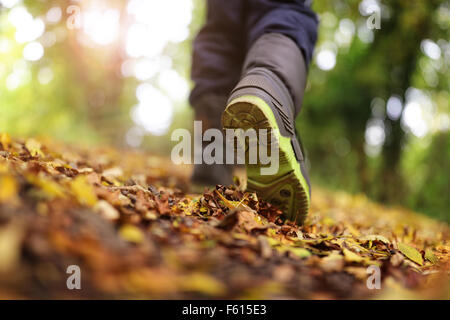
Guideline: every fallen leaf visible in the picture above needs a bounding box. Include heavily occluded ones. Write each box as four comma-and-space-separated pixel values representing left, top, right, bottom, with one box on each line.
70, 175, 97, 206
0, 134, 448, 299
0, 133, 11, 150
102, 167, 124, 181
95, 200, 120, 221
343, 248, 364, 263
282, 246, 311, 259
398, 242, 423, 266
0, 174, 18, 203
360, 234, 390, 244
119, 224, 144, 243
237, 211, 268, 233
215, 189, 254, 212
425, 249, 438, 264
180, 273, 226, 296
25, 139, 44, 157
26, 174, 66, 199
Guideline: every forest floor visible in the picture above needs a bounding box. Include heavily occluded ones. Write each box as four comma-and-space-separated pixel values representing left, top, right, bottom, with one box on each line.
0, 134, 448, 299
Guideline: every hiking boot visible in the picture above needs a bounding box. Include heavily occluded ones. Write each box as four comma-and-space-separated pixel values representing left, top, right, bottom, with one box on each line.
222, 67, 311, 224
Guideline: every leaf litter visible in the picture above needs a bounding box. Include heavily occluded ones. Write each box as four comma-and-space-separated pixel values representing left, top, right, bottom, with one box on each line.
0, 135, 448, 299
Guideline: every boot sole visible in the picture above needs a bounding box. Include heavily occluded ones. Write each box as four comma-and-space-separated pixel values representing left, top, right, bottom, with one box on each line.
222, 95, 310, 225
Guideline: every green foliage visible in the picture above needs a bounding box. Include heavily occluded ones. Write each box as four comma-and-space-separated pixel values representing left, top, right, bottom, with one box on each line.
299, 0, 449, 220
403, 132, 450, 222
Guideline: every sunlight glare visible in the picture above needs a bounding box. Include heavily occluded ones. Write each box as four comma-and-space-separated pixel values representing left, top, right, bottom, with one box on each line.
365, 119, 385, 147
359, 0, 380, 16
83, 9, 120, 46
6, 60, 30, 90
158, 69, 189, 102
9, 7, 45, 44
125, 126, 145, 147
132, 84, 174, 135
134, 58, 160, 81
38, 67, 54, 85
386, 96, 403, 121
46, 6, 62, 24
402, 102, 428, 138
6, 73, 21, 91
126, 0, 193, 58
126, 23, 166, 58
23, 42, 44, 61
357, 24, 374, 43
0, 0, 20, 8
421, 40, 441, 60
316, 49, 336, 71
335, 19, 355, 47
0, 37, 11, 53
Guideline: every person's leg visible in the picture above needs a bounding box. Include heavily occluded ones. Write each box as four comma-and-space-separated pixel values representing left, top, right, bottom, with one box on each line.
222, 0, 318, 224
244, 0, 318, 114
189, 0, 246, 187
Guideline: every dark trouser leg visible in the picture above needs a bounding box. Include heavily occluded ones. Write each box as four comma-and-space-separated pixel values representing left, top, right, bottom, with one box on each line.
190, 0, 246, 106
244, 0, 319, 115
189, 0, 246, 186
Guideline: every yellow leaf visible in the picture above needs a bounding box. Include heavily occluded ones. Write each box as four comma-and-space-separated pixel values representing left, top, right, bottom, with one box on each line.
343, 248, 364, 263
0, 174, 18, 203
0, 163, 8, 174
119, 224, 144, 243
180, 273, 226, 296
425, 249, 438, 264
25, 139, 44, 157
215, 189, 253, 212
360, 234, 390, 244
398, 242, 423, 266
284, 246, 311, 258
0, 133, 11, 150
26, 174, 65, 199
267, 236, 281, 247
240, 281, 283, 299
345, 225, 361, 236
70, 175, 97, 206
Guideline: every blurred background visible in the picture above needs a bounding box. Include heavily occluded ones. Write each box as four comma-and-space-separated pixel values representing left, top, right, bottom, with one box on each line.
0, 0, 448, 221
